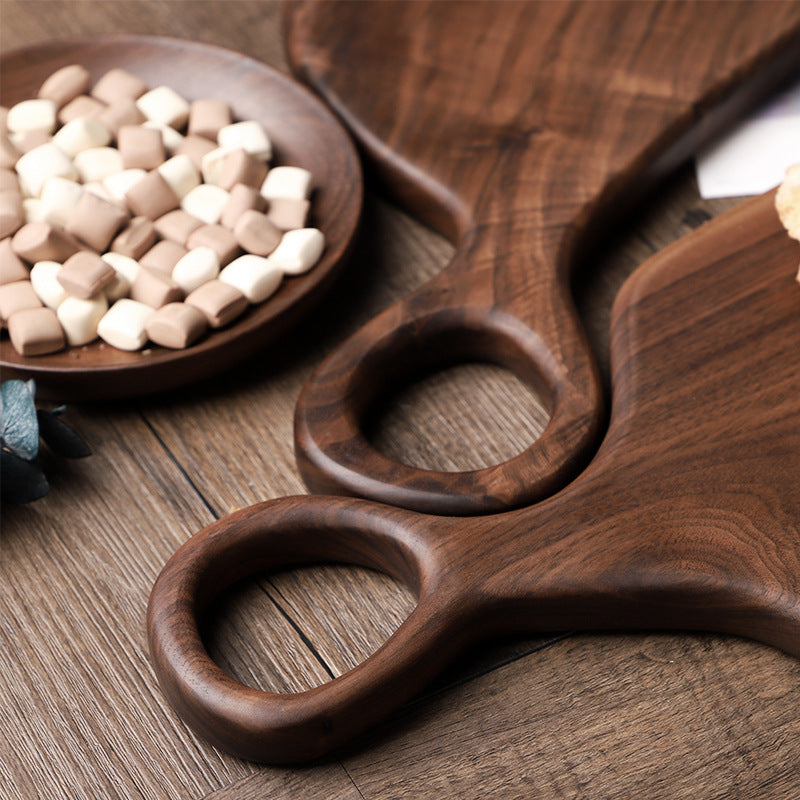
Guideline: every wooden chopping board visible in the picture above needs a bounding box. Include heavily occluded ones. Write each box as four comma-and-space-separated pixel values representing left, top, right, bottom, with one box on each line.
284, 0, 800, 515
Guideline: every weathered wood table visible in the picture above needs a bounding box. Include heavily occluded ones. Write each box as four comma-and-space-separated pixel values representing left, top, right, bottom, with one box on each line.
2, 2, 798, 798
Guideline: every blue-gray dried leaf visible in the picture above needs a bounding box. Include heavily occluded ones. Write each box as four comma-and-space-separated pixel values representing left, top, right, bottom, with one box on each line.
37, 409, 91, 458
1, 448, 49, 503
0, 380, 39, 460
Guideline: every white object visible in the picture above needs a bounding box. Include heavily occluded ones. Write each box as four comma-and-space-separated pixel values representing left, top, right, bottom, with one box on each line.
103, 168, 147, 204
22, 197, 46, 223
15, 142, 78, 196
268, 228, 325, 275
57, 294, 108, 346
171, 246, 220, 294
97, 298, 155, 350
180, 183, 229, 225
136, 86, 190, 129
157, 154, 200, 199
73, 146, 125, 183
7, 98, 57, 135
143, 120, 184, 154
101, 251, 140, 284
30, 260, 68, 309
261, 166, 313, 201
200, 145, 236, 186
40, 176, 84, 227
219, 253, 283, 303
52, 116, 111, 158
217, 120, 272, 161
695, 77, 800, 199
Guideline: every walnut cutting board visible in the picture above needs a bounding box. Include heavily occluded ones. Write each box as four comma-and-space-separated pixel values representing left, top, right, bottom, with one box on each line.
285, 0, 800, 515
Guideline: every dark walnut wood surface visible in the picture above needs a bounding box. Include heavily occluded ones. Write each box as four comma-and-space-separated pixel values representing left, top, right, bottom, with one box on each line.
2, 2, 799, 798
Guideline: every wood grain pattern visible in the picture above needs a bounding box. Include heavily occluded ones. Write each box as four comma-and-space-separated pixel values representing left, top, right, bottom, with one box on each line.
3, 2, 799, 798
148, 191, 800, 763
287, 0, 800, 515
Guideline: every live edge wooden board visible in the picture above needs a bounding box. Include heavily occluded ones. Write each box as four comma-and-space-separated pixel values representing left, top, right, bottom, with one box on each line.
147, 0, 800, 765
286, 0, 800, 515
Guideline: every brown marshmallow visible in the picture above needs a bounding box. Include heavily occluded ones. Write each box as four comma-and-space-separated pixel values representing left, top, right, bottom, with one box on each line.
188, 99, 232, 140
218, 149, 268, 191
38, 65, 92, 109
0, 280, 42, 324
117, 124, 165, 169
8, 306, 65, 355
58, 94, 106, 125
98, 99, 147, 138
129, 267, 182, 308
110, 216, 157, 259
186, 224, 240, 266
185, 279, 247, 328
175, 134, 217, 170
11, 221, 82, 264
125, 170, 180, 219
57, 250, 116, 299
267, 196, 310, 231
0, 190, 24, 239
139, 239, 187, 276
0, 238, 29, 284
220, 183, 265, 229
65, 191, 130, 252
0, 169, 20, 193
145, 301, 207, 349
153, 208, 203, 245
91, 68, 148, 105
0, 132, 20, 169
233, 209, 282, 256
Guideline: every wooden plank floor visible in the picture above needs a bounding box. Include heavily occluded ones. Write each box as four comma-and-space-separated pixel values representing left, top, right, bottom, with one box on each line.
2, 3, 799, 798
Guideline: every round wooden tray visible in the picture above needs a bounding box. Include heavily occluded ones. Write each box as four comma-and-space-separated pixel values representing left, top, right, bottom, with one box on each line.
0, 35, 362, 400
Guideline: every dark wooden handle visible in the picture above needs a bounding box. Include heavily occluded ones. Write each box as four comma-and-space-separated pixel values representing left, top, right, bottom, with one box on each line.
295, 247, 603, 515
146, 495, 473, 764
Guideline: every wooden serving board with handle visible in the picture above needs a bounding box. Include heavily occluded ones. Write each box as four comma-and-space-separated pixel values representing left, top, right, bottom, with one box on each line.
148, 189, 800, 763
284, 0, 800, 515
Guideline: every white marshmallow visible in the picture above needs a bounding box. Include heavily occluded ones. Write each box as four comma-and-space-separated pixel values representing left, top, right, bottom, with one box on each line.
73, 146, 124, 183
30, 260, 68, 309
217, 120, 272, 161
143, 120, 185, 154
40, 176, 84, 226
180, 183, 229, 225
157, 154, 200, 199
260, 165, 313, 201
82, 181, 115, 204
171, 246, 219, 293
268, 228, 325, 275
15, 142, 78, 196
101, 251, 140, 285
57, 294, 108, 346
136, 86, 190, 129
7, 99, 57, 135
22, 197, 46, 223
97, 298, 154, 350
52, 116, 111, 158
103, 168, 146, 203
219, 253, 283, 303
200, 145, 236, 186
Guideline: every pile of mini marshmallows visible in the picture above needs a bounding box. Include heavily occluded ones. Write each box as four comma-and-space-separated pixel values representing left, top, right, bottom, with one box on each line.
0, 64, 325, 356
775, 163, 800, 284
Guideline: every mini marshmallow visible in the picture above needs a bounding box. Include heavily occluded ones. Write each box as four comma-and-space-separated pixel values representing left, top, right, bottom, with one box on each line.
39, 176, 84, 227
15, 142, 78, 196
101, 251, 140, 285
217, 120, 272, 161
22, 197, 46, 224
136, 86, 190, 130
11, 221, 82, 263
0, 190, 24, 238
38, 65, 91, 109
185, 224, 240, 265
0, 239, 29, 285
91, 68, 148, 105
57, 293, 107, 346
65, 191, 130, 252
267, 196, 310, 231
8, 306, 65, 355
233, 209, 281, 256
0, 133, 20, 169
188, 99, 231, 140
175, 134, 217, 170
52, 116, 112, 157
153, 208, 202, 245
110, 216, 157, 259
58, 95, 106, 125
218, 148, 268, 191
82, 181, 117, 205
185, 279, 247, 328
97, 98, 147, 136
73, 146, 124, 183
171, 246, 219, 293
117, 124, 166, 170
30, 260, 68, 309
146, 302, 207, 349
0, 280, 42, 324
144, 121, 184, 154
219, 253, 283, 304
125, 170, 180, 219
140, 240, 187, 276
157, 154, 201, 199
103, 168, 147, 204
0, 168, 20, 193
180, 183, 229, 225
10, 129, 52, 156
7, 98, 57, 135
129, 267, 182, 308
261, 166, 313, 201
200, 145, 237, 186
97, 298, 155, 351
268, 227, 325, 275
57, 250, 116, 299
220, 182, 266, 229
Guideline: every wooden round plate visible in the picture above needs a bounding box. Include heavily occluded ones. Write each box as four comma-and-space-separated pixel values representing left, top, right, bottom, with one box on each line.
0, 35, 362, 400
